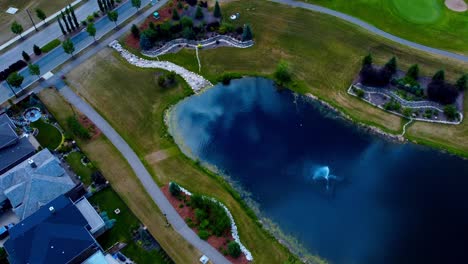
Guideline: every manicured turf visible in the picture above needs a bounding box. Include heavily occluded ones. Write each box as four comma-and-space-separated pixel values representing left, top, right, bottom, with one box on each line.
30, 119, 62, 149
64, 0, 468, 262
38, 88, 203, 263
65, 152, 94, 186
66, 49, 302, 263
89, 188, 170, 264
392, 0, 441, 24
302, 0, 468, 54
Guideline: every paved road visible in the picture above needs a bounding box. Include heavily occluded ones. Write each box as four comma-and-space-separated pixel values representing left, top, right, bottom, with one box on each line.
60, 86, 230, 264
0, 0, 99, 65
269, 0, 468, 62
0, 0, 152, 104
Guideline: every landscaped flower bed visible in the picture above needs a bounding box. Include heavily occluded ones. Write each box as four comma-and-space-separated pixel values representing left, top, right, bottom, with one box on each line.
349, 54, 465, 124
161, 182, 252, 263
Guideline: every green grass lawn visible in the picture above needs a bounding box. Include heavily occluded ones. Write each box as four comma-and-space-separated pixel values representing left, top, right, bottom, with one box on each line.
30, 119, 62, 150
65, 0, 468, 262
65, 152, 94, 186
301, 0, 468, 54
89, 188, 171, 264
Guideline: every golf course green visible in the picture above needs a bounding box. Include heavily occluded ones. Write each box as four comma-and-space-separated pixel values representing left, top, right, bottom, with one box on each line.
392, 0, 441, 23
302, 0, 468, 54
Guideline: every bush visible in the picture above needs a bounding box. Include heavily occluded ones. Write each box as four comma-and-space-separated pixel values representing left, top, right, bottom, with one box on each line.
427, 80, 459, 105
402, 108, 412, 117
206, 21, 220, 32
195, 208, 207, 222
169, 182, 181, 196
182, 27, 195, 39
92, 171, 107, 185
0, 60, 27, 82
41, 39, 61, 53
158, 75, 166, 87
235, 26, 243, 35
167, 71, 176, 83
217, 73, 242, 85
219, 22, 234, 34
274, 60, 292, 85
131, 24, 140, 38
227, 241, 241, 258
93, 11, 100, 18
444, 105, 458, 120
66, 116, 91, 139
81, 20, 87, 26
139, 31, 153, 50
170, 22, 183, 34
355, 88, 365, 98
200, 219, 209, 229
22, 51, 30, 61
181, 16, 193, 28
198, 229, 210, 240
394, 77, 423, 97
383, 99, 401, 112
87, 15, 95, 22
33, 44, 42, 55
359, 66, 392, 87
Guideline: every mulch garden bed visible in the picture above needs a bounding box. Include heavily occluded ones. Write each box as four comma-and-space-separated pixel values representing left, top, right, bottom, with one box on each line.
161, 185, 249, 264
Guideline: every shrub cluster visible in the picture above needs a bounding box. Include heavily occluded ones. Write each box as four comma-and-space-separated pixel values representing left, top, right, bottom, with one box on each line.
66, 116, 91, 139
190, 194, 230, 237
0, 60, 27, 82
427, 71, 460, 105
383, 99, 401, 112
41, 39, 61, 53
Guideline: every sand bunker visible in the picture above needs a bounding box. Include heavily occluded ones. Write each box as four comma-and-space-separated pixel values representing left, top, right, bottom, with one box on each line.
445, 0, 468, 12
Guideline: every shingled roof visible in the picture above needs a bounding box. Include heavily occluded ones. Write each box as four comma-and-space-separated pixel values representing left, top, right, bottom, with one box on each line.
0, 149, 76, 220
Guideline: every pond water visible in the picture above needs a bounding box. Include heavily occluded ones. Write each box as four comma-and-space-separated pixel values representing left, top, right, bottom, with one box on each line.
168, 77, 468, 264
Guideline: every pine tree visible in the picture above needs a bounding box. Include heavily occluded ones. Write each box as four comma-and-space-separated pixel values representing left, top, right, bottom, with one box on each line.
455, 74, 467, 92
22, 51, 30, 62
97, 0, 105, 13
242, 24, 252, 41
362, 54, 372, 68
69, 5, 80, 28
36, 9, 47, 23
406, 64, 419, 80
62, 11, 71, 33
58, 17, 66, 35
384, 56, 397, 74
172, 8, 180, 20
33, 45, 42, 55
66, 9, 75, 31
213, 1, 222, 18
131, 24, 140, 38
195, 6, 204, 19
110, 0, 116, 7
432, 70, 445, 82
105, 0, 112, 10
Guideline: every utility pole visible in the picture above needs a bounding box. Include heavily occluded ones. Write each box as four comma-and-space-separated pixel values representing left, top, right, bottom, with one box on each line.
26, 9, 38, 31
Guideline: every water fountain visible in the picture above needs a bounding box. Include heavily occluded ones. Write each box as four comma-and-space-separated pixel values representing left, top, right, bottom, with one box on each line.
312, 166, 340, 190
23, 107, 42, 123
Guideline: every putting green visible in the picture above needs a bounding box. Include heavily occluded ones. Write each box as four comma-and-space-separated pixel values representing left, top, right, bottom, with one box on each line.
392, 0, 441, 24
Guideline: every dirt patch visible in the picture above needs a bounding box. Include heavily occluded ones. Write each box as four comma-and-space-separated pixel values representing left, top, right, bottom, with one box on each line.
445, 0, 467, 12
145, 149, 173, 164
161, 185, 249, 264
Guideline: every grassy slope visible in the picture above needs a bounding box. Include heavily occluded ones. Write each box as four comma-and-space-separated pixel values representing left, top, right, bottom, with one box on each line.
300, 0, 468, 54
65, 152, 93, 186
66, 49, 299, 263
161, 0, 468, 156
38, 88, 202, 264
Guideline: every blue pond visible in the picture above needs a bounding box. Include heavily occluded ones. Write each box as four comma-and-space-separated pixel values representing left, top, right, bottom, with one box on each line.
168, 77, 468, 264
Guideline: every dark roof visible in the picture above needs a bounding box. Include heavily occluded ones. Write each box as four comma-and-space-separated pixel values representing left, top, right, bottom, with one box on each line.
4, 195, 98, 264
0, 122, 18, 150
0, 137, 36, 175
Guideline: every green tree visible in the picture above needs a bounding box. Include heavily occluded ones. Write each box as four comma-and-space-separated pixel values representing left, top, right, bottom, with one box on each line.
62, 38, 75, 57
86, 22, 97, 41
62, 11, 71, 32
444, 105, 458, 121
227, 241, 241, 258
167, 71, 176, 83
181, 16, 193, 28
432, 70, 445, 82
169, 182, 181, 196
177, 1, 183, 9
107, 11, 119, 27
195, 6, 204, 19
455, 74, 467, 91
22, 51, 30, 62
172, 8, 180, 20
33, 45, 42, 55
182, 27, 195, 39
131, 24, 140, 38
362, 54, 372, 68
139, 31, 153, 50
131, 0, 141, 10
58, 18, 66, 35
36, 8, 47, 23
6, 72, 24, 97
97, 0, 105, 13
384, 56, 397, 74
28, 63, 41, 80
242, 24, 252, 41
274, 60, 292, 85
213, 0, 222, 18
11, 21, 24, 38
406, 64, 419, 80
69, 5, 80, 28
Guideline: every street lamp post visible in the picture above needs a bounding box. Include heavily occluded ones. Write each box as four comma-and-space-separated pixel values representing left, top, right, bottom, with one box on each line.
26, 9, 38, 31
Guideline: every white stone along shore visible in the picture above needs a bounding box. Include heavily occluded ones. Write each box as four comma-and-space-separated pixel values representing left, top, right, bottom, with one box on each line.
109, 40, 212, 92
171, 182, 254, 261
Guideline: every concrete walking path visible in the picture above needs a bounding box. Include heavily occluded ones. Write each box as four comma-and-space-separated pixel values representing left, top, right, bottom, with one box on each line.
59, 86, 231, 264
269, 0, 468, 62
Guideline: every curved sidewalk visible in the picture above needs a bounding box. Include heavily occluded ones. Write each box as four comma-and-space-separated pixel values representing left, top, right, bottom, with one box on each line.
59, 86, 231, 264
270, 0, 468, 62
